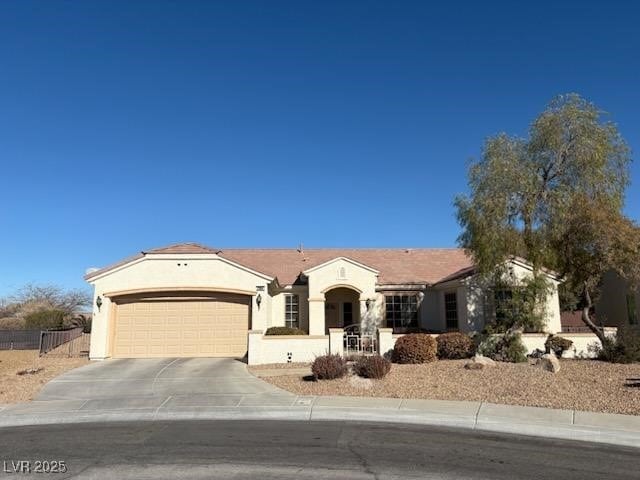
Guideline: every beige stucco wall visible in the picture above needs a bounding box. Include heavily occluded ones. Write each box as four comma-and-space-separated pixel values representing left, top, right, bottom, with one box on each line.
270, 286, 310, 331
305, 258, 378, 299
458, 261, 562, 334
433, 286, 472, 333
87, 254, 270, 360
248, 331, 330, 364
304, 258, 379, 335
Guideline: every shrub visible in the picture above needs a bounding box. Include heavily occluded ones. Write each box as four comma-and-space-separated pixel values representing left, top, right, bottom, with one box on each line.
597, 327, 640, 363
311, 354, 347, 380
265, 326, 307, 335
392, 334, 437, 364
354, 355, 391, 379
436, 332, 476, 359
476, 334, 500, 357
544, 334, 573, 357
0, 317, 26, 330
24, 309, 66, 330
68, 314, 92, 333
477, 332, 527, 363
494, 333, 528, 363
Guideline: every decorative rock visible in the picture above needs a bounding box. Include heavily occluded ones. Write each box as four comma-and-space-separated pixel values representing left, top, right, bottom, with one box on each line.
538, 352, 561, 373
472, 355, 496, 367
464, 355, 496, 370
464, 361, 484, 370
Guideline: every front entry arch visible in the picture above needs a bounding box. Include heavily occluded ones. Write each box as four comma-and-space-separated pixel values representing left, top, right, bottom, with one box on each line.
324, 287, 361, 334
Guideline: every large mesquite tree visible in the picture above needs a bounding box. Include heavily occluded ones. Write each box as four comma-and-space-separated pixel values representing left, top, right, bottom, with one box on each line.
455, 94, 638, 341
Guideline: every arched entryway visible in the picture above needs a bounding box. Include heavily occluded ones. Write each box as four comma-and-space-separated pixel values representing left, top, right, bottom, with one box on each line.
324, 287, 361, 334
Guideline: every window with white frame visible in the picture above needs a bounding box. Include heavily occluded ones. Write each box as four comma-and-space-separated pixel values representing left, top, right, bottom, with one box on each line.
385, 295, 418, 331
494, 289, 513, 323
285, 294, 299, 328
444, 292, 458, 331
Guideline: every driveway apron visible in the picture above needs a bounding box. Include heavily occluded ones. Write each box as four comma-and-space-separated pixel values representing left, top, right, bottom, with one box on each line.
32, 358, 294, 411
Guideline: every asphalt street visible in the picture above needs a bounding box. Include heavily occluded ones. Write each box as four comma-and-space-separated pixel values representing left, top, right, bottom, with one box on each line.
0, 420, 637, 479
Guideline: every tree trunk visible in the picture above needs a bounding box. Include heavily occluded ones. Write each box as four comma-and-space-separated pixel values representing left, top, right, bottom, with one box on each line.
580, 282, 606, 344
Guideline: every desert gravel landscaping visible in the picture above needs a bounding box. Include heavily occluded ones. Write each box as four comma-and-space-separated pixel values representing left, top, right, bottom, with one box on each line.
0, 350, 88, 404
251, 359, 640, 415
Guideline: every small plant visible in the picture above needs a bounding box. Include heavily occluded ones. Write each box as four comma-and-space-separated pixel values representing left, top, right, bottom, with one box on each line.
436, 332, 476, 359
265, 326, 307, 335
596, 327, 640, 364
544, 334, 573, 357
16, 367, 43, 376
354, 355, 391, 379
392, 334, 437, 364
311, 354, 347, 380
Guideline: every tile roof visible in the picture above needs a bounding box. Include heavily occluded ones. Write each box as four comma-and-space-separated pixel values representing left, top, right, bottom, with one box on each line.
219, 247, 473, 285
86, 243, 474, 285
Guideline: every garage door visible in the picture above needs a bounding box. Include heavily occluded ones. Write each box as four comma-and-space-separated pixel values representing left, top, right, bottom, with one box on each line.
112, 295, 250, 358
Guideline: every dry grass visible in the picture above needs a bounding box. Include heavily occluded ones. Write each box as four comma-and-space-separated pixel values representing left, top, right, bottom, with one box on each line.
0, 350, 88, 404
254, 359, 640, 415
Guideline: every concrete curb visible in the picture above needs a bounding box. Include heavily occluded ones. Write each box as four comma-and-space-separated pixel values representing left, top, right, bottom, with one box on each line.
0, 396, 638, 448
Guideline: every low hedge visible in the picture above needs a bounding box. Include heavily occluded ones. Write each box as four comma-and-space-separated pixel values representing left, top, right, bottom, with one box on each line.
265, 326, 307, 336
436, 332, 475, 359
392, 333, 437, 364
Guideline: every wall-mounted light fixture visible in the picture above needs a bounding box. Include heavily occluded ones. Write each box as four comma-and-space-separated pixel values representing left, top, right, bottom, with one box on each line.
365, 298, 372, 310
256, 293, 262, 309
96, 296, 103, 312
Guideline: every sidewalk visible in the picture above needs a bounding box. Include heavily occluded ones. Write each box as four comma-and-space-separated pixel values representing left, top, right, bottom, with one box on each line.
1, 394, 639, 448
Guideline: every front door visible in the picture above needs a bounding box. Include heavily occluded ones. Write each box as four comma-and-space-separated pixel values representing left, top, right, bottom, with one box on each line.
342, 302, 353, 327
325, 302, 339, 330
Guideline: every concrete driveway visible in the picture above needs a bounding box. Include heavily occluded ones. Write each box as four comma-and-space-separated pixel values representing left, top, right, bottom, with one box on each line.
34, 358, 293, 410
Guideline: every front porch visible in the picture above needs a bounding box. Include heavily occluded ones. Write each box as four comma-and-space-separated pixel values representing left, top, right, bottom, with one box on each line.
303, 257, 382, 335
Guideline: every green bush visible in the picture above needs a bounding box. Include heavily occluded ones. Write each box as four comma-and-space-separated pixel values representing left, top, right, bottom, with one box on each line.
24, 309, 66, 330
544, 334, 573, 357
477, 333, 527, 363
495, 333, 528, 363
476, 334, 500, 357
265, 326, 307, 335
436, 332, 476, 359
354, 355, 391, 379
311, 354, 347, 380
392, 334, 437, 364
597, 327, 640, 364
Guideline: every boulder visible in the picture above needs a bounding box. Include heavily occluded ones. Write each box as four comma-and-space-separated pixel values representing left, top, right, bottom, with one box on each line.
464, 355, 496, 370
472, 354, 496, 367
464, 361, 484, 370
538, 352, 561, 373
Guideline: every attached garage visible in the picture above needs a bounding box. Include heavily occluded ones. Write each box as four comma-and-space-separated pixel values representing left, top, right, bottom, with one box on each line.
111, 293, 250, 358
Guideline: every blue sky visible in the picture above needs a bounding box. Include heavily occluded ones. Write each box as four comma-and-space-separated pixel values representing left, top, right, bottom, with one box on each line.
1, 0, 638, 296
